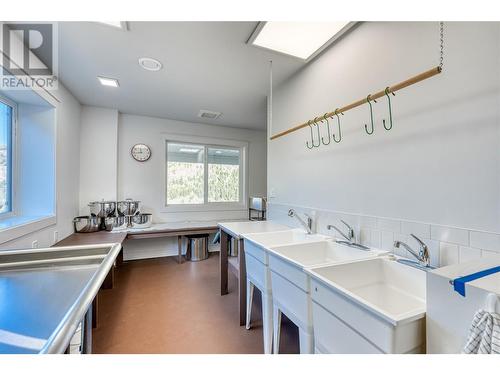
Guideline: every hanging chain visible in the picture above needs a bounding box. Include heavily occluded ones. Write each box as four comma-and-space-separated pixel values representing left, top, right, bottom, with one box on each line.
439, 21, 444, 71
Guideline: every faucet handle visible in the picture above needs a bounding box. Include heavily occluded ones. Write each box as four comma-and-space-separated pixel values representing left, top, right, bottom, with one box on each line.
410, 234, 430, 266
410, 234, 428, 250
340, 220, 355, 241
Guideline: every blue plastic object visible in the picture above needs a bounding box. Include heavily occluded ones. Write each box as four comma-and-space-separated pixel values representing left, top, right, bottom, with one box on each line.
453, 266, 500, 297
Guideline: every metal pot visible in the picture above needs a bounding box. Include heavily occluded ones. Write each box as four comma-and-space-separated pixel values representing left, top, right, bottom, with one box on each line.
104, 215, 128, 231
131, 213, 153, 228
88, 200, 116, 218
73, 215, 100, 233
117, 199, 140, 216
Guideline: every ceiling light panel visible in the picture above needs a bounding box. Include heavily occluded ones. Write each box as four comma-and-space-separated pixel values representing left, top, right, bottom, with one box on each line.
97, 21, 128, 30
97, 76, 119, 87
250, 21, 352, 60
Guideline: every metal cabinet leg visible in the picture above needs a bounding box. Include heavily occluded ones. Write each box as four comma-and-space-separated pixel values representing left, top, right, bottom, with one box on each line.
82, 307, 93, 354
238, 239, 247, 326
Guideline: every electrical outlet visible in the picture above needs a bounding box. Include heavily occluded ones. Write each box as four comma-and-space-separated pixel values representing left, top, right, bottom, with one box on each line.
32, 240, 38, 249
53, 231, 58, 244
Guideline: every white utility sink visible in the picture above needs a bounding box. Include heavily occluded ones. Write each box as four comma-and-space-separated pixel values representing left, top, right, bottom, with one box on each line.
241, 229, 328, 354
307, 256, 427, 353
269, 240, 385, 269
244, 228, 328, 248
267, 240, 387, 354
243, 229, 328, 265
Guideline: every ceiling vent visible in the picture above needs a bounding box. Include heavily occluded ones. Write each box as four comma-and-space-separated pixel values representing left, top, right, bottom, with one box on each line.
198, 110, 222, 120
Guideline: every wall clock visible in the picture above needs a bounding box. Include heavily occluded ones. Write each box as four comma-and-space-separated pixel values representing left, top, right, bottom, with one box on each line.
131, 143, 152, 162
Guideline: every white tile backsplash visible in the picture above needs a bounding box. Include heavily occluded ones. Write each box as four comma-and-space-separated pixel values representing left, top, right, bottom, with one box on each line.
431, 225, 469, 246
439, 242, 460, 266
268, 203, 500, 268
377, 218, 401, 233
371, 229, 382, 248
401, 220, 431, 239
359, 216, 377, 229
381, 231, 394, 251
481, 250, 500, 259
459, 246, 482, 263
470, 231, 500, 252
360, 228, 371, 247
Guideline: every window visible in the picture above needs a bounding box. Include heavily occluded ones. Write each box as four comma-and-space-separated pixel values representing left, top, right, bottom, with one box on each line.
0, 99, 13, 215
166, 140, 244, 208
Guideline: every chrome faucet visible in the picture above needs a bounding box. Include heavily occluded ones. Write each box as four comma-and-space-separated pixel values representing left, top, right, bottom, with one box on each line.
288, 209, 313, 234
394, 234, 431, 268
326, 221, 369, 250
327, 220, 355, 242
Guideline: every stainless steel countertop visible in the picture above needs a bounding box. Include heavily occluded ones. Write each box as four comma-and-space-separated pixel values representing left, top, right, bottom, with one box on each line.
0, 242, 122, 354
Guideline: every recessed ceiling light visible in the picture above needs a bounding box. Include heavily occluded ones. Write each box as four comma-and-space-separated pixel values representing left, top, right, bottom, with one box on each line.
97, 76, 119, 87
248, 22, 357, 61
97, 21, 128, 30
138, 57, 163, 72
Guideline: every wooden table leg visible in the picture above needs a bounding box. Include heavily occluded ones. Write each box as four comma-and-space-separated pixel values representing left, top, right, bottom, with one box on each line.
220, 230, 228, 295
177, 235, 183, 264
238, 238, 247, 326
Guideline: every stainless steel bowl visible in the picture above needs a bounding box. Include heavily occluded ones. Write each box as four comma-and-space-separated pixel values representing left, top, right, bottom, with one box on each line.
104, 215, 127, 231
88, 200, 116, 218
131, 213, 152, 228
73, 216, 100, 233
117, 199, 140, 216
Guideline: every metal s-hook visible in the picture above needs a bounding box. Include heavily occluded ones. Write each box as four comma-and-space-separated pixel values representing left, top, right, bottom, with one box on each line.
382, 87, 395, 131
333, 109, 343, 143
306, 120, 315, 149
364, 94, 376, 135
312, 118, 321, 147
320, 114, 331, 145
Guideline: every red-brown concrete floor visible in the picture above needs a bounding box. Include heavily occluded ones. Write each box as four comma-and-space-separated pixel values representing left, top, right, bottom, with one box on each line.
92, 253, 300, 354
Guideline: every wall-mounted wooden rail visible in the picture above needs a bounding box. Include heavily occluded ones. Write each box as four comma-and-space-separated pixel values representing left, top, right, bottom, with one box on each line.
269, 66, 442, 141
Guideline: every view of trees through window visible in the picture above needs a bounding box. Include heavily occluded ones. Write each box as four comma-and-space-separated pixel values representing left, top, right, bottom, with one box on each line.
166, 142, 240, 205
0, 101, 12, 214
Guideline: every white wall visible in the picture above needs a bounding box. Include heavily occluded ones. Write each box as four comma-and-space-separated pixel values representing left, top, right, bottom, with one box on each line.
117, 113, 267, 260
268, 22, 500, 265
79, 106, 118, 213
77, 109, 267, 260
117, 113, 267, 221
1, 84, 82, 249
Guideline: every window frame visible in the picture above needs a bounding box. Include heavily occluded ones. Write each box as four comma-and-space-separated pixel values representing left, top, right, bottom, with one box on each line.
0, 95, 17, 219
163, 133, 248, 213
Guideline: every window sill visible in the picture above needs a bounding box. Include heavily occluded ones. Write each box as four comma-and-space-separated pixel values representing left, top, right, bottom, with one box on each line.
0, 215, 56, 245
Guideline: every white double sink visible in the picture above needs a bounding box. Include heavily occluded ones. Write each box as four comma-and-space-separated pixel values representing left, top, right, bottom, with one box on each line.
243, 229, 427, 354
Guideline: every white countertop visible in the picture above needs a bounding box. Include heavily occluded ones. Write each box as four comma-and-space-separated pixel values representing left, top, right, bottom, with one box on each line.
430, 257, 500, 294
217, 220, 290, 239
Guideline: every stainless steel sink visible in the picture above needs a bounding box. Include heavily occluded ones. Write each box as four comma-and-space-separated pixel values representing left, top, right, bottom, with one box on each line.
0, 243, 121, 354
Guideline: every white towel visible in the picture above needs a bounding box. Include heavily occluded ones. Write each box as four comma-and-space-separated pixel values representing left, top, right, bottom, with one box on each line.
463, 309, 500, 354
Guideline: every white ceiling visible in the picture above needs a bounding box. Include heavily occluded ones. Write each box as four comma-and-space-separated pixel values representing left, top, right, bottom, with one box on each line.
57, 22, 306, 130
